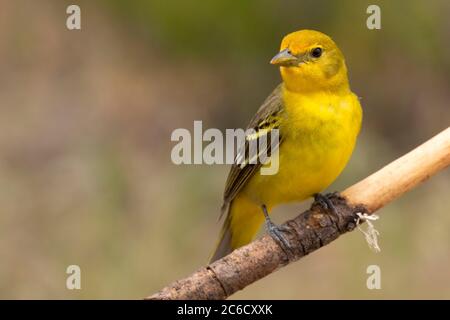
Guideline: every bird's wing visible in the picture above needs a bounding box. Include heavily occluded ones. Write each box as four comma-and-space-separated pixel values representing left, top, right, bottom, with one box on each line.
221, 84, 285, 216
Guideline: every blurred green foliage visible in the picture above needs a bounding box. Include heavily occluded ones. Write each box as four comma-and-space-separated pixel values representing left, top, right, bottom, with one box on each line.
104, 0, 449, 69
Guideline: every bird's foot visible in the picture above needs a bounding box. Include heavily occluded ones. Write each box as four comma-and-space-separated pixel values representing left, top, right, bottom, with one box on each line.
261, 205, 295, 260
313, 192, 340, 215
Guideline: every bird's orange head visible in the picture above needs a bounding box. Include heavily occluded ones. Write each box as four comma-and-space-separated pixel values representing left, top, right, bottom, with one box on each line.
271, 30, 349, 93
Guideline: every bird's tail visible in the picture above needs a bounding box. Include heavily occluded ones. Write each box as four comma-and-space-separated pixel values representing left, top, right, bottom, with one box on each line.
210, 195, 265, 263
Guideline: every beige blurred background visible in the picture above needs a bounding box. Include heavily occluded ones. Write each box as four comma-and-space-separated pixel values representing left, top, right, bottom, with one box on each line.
0, 0, 449, 299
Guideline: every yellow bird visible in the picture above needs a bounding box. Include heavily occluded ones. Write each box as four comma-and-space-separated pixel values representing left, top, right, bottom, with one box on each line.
211, 30, 362, 262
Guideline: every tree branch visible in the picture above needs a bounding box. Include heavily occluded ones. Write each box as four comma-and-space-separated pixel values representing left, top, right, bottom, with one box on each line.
147, 128, 450, 300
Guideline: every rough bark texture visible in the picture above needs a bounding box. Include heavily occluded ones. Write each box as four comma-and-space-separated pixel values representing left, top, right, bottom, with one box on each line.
148, 195, 365, 300
147, 127, 450, 300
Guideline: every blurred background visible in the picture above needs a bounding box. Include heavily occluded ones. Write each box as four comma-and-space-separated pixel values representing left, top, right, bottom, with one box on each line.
0, 0, 449, 299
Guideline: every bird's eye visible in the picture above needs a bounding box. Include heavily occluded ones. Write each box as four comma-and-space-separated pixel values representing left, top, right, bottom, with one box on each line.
311, 47, 323, 58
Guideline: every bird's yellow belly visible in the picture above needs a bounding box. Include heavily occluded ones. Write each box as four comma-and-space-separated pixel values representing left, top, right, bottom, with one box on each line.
242, 138, 354, 207
241, 93, 361, 208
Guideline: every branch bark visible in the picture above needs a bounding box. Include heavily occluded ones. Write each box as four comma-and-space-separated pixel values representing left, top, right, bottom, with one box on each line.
148, 128, 450, 300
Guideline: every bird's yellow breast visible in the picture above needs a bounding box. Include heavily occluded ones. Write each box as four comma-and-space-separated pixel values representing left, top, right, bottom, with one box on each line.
241, 85, 362, 207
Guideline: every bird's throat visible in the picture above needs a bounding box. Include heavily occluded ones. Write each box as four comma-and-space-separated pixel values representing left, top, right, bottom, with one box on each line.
280, 66, 350, 94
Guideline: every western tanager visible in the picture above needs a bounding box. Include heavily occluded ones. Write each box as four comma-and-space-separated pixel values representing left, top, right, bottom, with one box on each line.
211, 30, 362, 262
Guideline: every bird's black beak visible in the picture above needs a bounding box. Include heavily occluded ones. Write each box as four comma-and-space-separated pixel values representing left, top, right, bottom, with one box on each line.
270, 48, 298, 66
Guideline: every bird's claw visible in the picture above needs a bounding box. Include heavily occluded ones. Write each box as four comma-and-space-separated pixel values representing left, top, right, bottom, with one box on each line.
261, 205, 295, 260
313, 192, 339, 215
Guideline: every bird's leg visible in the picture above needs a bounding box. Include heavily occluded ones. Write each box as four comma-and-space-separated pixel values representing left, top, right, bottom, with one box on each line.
313, 192, 338, 215
261, 204, 294, 259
